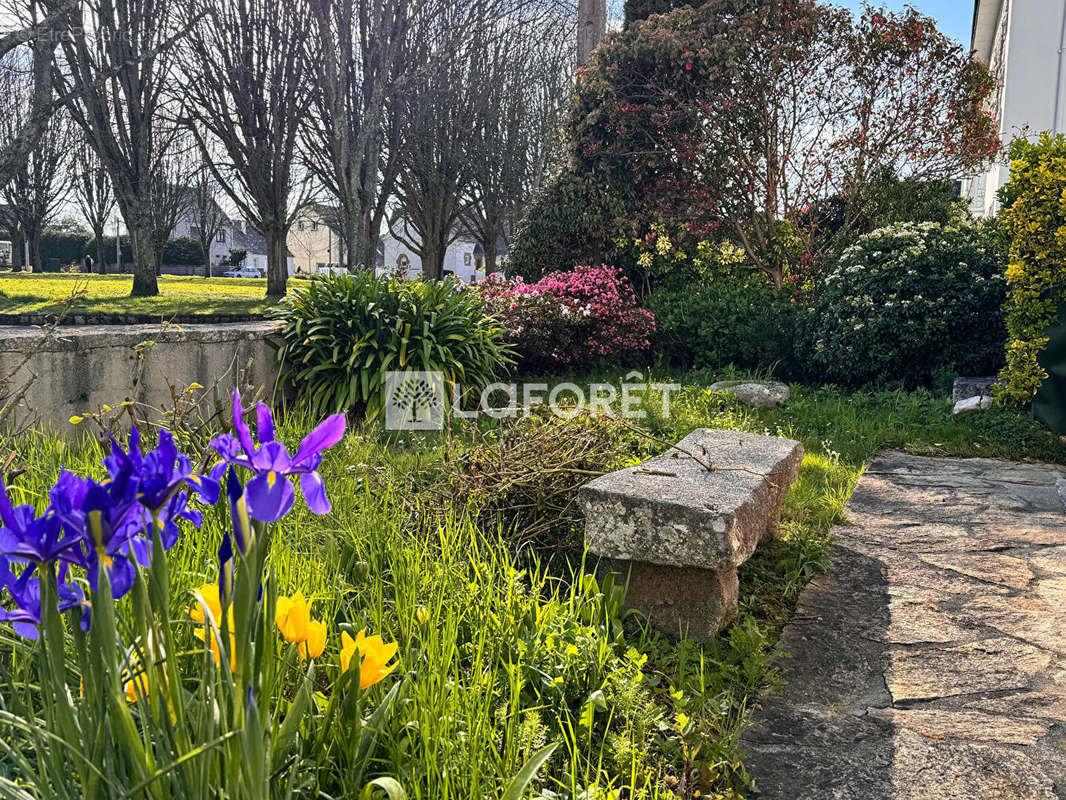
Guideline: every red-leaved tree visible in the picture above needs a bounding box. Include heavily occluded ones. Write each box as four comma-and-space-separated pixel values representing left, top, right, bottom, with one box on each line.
567, 0, 1000, 287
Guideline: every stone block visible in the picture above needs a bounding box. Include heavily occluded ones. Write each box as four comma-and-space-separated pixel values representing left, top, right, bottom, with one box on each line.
579, 428, 803, 639
709, 380, 789, 409
952, 395, 993, 415
952, 376, 997, 404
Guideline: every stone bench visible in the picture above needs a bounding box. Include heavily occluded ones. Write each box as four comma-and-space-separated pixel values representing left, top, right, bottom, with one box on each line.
578, 429, 804, 640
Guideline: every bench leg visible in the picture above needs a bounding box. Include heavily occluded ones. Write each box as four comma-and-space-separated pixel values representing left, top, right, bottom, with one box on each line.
766, 505, 784, 540
614, 560, 739, 641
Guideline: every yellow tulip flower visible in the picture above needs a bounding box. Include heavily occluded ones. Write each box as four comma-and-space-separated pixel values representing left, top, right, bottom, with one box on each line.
340, 630, 398, 690
189, 583, 222, 626
124, 670, 150, 703
188, 583, 235, 670
300, 620, 327, 660
276, 591, 312, 644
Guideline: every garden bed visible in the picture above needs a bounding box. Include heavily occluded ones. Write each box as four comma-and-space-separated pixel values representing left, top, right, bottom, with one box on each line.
2, 375, 1062, 798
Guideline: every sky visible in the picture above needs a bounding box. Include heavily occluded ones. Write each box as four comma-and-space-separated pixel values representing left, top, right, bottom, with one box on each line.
833, 0, 974, 46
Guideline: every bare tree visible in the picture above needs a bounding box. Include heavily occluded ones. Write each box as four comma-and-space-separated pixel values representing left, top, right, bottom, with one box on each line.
72, 136, 116, 273
303, 0, 424, 272
188, 166, 228, 278
462, 8, 573, 273
389, 1, 496, 280
53, 0, 184, 295
0, 0, 75, 189
0, 56, 73, 271
145, 129, 195, 275
180, 0, 313, 297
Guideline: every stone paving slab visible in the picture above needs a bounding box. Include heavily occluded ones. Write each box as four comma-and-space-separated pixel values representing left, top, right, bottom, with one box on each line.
742, 451, 1066, 800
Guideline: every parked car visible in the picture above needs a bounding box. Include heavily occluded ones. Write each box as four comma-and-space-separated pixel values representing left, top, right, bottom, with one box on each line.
223, 266, 264, 278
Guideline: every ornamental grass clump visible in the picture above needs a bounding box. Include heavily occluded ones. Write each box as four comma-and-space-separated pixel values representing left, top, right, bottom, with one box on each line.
272, 271, 512, 419
0, 392, 403, 799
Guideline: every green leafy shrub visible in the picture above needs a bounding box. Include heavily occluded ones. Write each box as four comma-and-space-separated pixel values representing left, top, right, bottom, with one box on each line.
272, 272, 512, 418
41, 230, 92, 264
645, 242, 793, 370
996, 133, 1066, 404
798, 221, 1008, 388
801, 168, 969, 274
162, 236, 206, 265
623, 0, 695, 25
508, 171, 629, 281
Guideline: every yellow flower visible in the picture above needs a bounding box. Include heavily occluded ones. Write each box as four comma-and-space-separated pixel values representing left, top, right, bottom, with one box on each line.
300, 620, 327, 660
189, 583, 235, 670
276, 591, 312, 644
189, 583, 222, 626
124, 670, 150, 703
340, 630, 399, 690
415, 606, 430, 625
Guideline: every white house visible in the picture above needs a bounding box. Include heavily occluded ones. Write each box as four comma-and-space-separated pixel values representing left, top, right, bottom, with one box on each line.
376, 232, 488, 283
229, 220, 297, 276
172, 204, 232, 267
965, 0, 1066, 216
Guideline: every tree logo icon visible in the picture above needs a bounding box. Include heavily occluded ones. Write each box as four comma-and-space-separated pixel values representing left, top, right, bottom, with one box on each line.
384, 371, 446, 430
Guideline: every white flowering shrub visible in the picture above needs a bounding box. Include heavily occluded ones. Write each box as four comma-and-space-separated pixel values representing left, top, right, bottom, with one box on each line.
798, 221, 1008, 388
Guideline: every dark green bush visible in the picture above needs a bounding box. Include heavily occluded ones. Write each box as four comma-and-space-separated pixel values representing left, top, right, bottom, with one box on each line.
162, 237, 206, 265
644, 241, 793, 371
41, 230, 92, 265
88, 236, 134, 266
272, 272, 512, 418
507, 171, 628, 281
623, 0, 695, 25
797, 221, 1008, 388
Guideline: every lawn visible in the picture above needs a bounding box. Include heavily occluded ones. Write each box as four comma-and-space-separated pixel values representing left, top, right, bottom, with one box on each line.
0, 272, 279, 317
2, 374, 1062, 798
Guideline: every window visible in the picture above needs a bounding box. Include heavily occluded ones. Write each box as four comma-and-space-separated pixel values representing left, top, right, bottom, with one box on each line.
216, 229, 226, 243
311, 221, 319, 231
297, 221, 305, 231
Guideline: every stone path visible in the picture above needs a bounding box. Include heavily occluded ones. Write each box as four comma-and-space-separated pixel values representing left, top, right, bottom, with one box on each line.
742, 451, 1066, 799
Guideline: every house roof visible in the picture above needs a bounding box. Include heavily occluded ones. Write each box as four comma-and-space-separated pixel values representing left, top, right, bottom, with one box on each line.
308, 203, 344, 233
971, 0, 1004, 64
230, 224, 294, 258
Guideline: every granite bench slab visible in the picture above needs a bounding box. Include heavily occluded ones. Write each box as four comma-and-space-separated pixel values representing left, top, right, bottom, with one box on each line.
579, 428, 804, 639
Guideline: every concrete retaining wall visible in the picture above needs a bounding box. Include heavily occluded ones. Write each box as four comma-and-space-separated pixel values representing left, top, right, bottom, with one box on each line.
0, 321, 281, 435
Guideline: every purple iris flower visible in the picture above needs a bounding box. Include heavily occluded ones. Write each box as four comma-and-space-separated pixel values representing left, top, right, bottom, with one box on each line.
0, 478, 79, 564
105, 427, 221, 513
49, 472, 144, 600
209, 391, 346, 522
0, 566, 86, 639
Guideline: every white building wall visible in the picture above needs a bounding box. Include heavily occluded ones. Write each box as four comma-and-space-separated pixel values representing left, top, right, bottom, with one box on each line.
968, 0, 1066, 216
172, 214, 232, 265
378, 234, 485, 283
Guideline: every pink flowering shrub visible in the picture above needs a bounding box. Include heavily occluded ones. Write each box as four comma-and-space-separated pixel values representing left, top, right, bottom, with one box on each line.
479, 265, 655, 369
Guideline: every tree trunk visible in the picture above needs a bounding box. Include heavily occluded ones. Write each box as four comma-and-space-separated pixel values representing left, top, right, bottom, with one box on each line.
11, 230, 24, 271
29, 228, 42, 273
484, 238, 498, 275
266, 229, 288, 296
202, 237, 212, 278
127, 224, 160, 296
343, 206, 361, 273
94, 227, 107, 274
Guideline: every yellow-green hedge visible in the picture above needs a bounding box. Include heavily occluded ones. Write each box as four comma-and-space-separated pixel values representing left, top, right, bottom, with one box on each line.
996, 133, 1066, 405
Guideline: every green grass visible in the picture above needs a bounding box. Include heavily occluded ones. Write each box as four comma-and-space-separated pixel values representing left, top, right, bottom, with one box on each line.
1, 376, 1063, 798
0, 272, 279, 316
